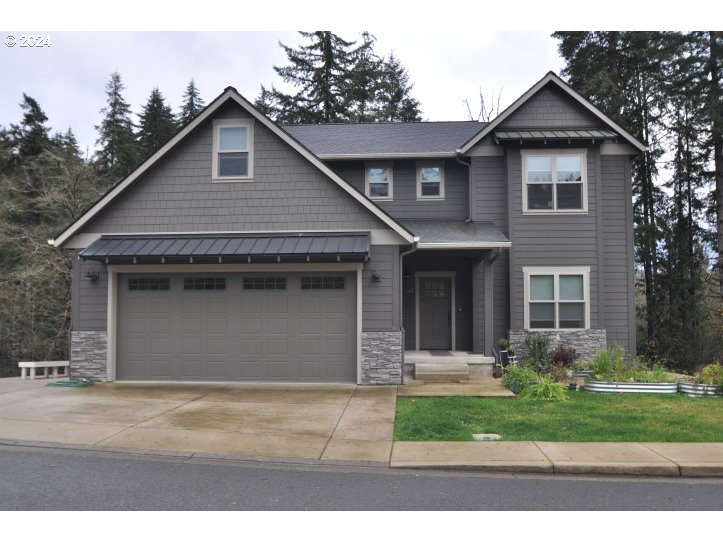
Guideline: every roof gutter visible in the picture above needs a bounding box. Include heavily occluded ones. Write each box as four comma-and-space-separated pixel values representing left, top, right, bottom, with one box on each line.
399, 238, 420, 385
455, 153, 473, 223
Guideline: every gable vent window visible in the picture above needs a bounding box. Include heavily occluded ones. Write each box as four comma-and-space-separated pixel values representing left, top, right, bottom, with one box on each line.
129, 278, 170, 291
301, 276, 345, 290
243, 277, 286, 290
212, 119, 254, 181
184, 277, 226, 291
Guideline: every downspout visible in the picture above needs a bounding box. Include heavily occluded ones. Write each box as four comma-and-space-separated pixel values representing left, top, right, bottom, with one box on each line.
455, 152, 473, 223
399, 238, 420, 385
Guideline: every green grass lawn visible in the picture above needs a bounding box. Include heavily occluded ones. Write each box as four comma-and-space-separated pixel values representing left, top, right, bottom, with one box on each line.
394, 393, 723, 442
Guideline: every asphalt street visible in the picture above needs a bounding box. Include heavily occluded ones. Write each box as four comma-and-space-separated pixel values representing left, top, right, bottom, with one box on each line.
1, 444, 721, 510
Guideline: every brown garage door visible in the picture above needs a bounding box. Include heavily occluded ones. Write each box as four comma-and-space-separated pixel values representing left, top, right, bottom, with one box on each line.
116, 272, 356, 382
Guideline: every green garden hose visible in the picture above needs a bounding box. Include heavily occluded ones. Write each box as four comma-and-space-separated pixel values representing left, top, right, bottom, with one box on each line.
47, 379, 94, 387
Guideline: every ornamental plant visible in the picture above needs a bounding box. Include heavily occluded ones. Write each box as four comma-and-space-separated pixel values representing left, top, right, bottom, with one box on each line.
693, 363, 723, 391
518, 374, 569, 401
501, 365, 538, 394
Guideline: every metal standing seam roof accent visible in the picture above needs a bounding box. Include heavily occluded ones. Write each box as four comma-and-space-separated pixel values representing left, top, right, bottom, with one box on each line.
79, 233, 371, 262
494, 129, 618, 141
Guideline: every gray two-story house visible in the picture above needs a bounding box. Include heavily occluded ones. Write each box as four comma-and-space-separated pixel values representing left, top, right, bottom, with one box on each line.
53, 72, 645, 384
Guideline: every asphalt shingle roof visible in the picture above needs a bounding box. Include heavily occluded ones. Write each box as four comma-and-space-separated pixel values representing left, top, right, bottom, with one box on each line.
400, 220, 510, 246
283, 121, 486, 157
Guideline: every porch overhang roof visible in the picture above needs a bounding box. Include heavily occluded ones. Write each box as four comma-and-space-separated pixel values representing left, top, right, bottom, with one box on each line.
494, 128, 618, 144
400, 220, 511, 249
78, 232, 371, 264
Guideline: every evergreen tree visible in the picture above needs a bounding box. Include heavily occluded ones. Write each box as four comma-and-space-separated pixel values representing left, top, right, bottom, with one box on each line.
136, 86, 178, 160
53, 127, 82, 159
377, 53, 422, 122
95, 72, 138, 181
179, 79, 205, 125
257, 31, 361, 124
9, 94, 51, 159
345, 32, 384, 122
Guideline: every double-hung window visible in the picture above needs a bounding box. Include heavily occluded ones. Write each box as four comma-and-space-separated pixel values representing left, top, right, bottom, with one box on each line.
365, 162, 393, 200
524, 267, 590, 330
212, 118, 254, 181
416, 162, 445, 200
522, 150, 587, 212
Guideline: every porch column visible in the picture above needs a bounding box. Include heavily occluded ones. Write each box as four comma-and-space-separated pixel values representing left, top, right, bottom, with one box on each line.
483, 253, 495, 356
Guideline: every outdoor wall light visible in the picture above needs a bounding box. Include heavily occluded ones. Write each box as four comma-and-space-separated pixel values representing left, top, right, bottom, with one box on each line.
371, 272, 381, 283
82, 271, 99, 282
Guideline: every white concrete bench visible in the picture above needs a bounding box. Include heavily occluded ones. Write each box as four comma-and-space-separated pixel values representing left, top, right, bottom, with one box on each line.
18, 361, 70, 380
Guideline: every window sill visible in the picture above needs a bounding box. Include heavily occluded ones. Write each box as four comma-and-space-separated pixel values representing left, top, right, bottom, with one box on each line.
369, 196, 393, 202
523, 210, 588, 216
211, 177, 254, 183
416, 197, 445, 202
525, 328, 589, 332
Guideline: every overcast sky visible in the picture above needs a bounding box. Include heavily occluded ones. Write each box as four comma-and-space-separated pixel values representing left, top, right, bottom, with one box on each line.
0, 31, 564, 155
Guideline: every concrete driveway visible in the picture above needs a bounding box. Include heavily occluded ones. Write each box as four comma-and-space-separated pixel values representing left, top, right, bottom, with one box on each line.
0, 378, 396, 463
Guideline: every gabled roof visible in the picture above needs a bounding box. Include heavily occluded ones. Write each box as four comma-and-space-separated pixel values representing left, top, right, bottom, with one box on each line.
283, 121, 484, 159
52, 88, 416, 248
458, 72, 647, 154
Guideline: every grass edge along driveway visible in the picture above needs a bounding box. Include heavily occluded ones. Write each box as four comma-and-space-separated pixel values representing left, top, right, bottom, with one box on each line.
394, 393, 723, 442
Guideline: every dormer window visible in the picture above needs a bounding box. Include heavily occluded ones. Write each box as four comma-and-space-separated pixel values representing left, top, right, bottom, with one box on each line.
365, 162, 393, 200
212, 118, 254, 181
416, 162, 445, 200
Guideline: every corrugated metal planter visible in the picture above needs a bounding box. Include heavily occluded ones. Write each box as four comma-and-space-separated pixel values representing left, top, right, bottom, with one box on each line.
678, 382, 723, 397
585, 381, 678, 394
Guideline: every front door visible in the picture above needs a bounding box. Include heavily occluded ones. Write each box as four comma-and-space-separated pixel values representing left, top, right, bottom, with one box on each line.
419, 276, 452, 350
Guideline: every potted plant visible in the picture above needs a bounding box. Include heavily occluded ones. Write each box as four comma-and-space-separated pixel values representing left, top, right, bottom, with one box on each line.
679, 364, 723, 397
507, 345, 517, 366
496, 337, 509, 353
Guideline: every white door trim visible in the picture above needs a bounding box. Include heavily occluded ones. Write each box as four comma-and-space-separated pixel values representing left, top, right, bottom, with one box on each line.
106, 263, 363, 383
414, 271, 456, 351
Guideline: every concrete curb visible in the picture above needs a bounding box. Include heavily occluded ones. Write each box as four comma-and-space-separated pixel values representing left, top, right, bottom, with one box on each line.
0, 437, 390, 469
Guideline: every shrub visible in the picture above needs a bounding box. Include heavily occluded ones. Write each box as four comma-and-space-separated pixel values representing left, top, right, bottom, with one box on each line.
551, 344, 578, 368
590, 346, 626, 380
550, 364, 570, 383
518, 374, 569, 401
501, 365, 538, 394
693, 363, 723, 390
496, 337, 509, 350
524, 334, 551, 373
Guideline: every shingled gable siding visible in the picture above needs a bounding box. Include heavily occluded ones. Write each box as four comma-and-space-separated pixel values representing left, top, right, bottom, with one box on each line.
470, 155, 510, 348
499, 84, 606, 129
330, 159, 469, 220
80, 102, 387, 234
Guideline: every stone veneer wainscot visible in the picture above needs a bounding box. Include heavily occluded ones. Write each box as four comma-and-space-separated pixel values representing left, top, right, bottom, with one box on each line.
70, 330, 108, 381
509, 329, 607, 361
361, 331, 403, 384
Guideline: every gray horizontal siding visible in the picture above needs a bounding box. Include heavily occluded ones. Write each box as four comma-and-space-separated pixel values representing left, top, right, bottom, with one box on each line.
80, 102, 386, 235
471, 155, 509, 345
601, 154, 634, 352
507, 145, 600, 331
363, 244, 399, 331
500, 84, 606, 129
75, 256, 108, 331
330, 159, 469, 220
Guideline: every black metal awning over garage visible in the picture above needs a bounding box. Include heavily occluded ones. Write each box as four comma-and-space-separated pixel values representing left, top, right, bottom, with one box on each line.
79, 233, 371, 264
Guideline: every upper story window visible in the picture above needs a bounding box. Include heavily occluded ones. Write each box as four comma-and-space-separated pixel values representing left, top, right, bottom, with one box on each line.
212, 118, 254, 181
365, 162, 393, 200
522, 150, 587, 213
523, 266, 590, 330
416, 162, 445, 200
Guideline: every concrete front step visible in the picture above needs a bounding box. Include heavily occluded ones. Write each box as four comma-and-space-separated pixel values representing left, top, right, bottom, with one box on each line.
414, 363, 469, 382
404, 362, 493, 379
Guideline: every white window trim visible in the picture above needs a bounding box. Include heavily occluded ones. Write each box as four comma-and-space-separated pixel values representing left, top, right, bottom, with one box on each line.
212, 118, 254, 182
416, 161, 445, 200
364, 161, 393, 201
521, 149, 588, 214
523, 266, 590, 331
